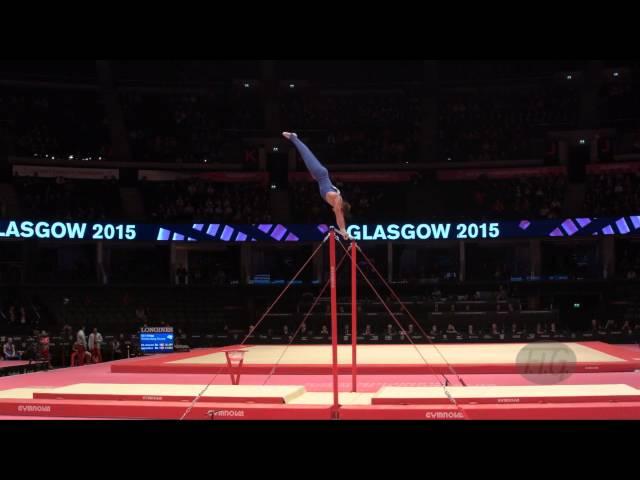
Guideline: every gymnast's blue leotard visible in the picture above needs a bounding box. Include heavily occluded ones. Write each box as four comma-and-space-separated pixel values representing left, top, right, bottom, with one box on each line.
289, 135, 340, 200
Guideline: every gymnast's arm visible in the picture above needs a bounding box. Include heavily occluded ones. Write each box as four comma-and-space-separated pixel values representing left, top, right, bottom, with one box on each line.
333, 199, 349, 240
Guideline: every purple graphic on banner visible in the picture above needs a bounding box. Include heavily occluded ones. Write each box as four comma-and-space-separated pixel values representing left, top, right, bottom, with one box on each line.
206, 224, 219, 237
220, 226, 234, 241
561, 219, 578, 236
518, 220, 531, 230
616, 218, 630, 234
576, 218, 591, 227
157, 228, 171, 241
159, 217, 640, 243
271, 225, 287, 241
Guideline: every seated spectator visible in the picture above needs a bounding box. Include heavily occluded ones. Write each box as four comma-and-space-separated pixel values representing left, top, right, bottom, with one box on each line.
497, 285, 508, 301
213, 269, 227, 285
61, 322, 73, 338
111, 335, 123, 360
175, 265, 189, 285
38, 331, 51, 367
14, 177, 120, 220
584, 171, 640, 216
438, 84, 579, 163
144, 180, 271, 223
3, 338, 20, 360
72, 340, 92, 364
135, 307, 148, 322
21, 340, 39, 362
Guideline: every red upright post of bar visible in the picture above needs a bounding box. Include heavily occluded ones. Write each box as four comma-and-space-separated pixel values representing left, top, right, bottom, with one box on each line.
351, 240, 357, 392
329, 228, 339, 416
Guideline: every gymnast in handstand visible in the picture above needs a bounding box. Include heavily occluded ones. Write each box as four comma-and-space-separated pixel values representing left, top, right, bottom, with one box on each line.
282, 132, 351, 240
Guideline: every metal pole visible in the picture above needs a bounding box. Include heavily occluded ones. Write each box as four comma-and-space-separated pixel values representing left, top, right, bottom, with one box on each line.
351, 240, 357, 392
329, 228, 339, 417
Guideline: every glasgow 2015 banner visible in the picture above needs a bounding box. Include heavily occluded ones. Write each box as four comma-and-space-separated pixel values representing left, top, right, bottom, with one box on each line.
0, 216, 639, 243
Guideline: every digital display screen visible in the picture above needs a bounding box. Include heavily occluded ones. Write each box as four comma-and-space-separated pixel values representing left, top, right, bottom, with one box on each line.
140, 328, 174, 354
0, 215, 639, 243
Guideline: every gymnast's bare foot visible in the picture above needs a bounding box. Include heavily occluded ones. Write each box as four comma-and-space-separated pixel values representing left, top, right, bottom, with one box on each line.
282, 131, 297, 140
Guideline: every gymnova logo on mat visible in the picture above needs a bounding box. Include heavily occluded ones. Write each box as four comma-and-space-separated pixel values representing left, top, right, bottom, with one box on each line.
209, 410, 245, 417
516, 343, 577, 384
17, 405, 51, 413
425, 411, 464, 419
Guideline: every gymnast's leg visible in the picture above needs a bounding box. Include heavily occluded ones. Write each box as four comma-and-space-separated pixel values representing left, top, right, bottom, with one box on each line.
285, 133, 329, 182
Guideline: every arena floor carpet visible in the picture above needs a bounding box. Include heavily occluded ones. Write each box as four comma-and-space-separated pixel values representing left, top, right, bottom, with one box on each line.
0, 343, 639, 420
